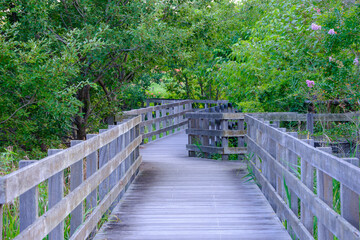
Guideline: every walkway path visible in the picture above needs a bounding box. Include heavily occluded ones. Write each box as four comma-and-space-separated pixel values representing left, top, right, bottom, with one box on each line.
94, 131, 290, 240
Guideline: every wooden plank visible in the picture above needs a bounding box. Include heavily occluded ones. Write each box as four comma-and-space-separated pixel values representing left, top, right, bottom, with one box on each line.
70, 140, 84, 236
0, 116, 141, 204
47, 149, 64, 240
119, 100, 192, 117
341, 158, 360, 230
222, 120, 229, 160
14, 136, 142, 240
99, 129, 110, 201
185, 129, 246, 137
85, 134, 98, 211
316, 147, 333, 240
251, 112, 360, 122
143, 121, 187, 139
19, 160, 38, 232
186, 112, 244, 120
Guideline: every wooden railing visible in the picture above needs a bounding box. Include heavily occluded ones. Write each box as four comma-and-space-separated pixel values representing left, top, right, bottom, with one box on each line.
0, 116, 142, 240
246, 114, 360, 240
186, 103, 246, 160
146, 98, 229, 110
117, 100, 193, 143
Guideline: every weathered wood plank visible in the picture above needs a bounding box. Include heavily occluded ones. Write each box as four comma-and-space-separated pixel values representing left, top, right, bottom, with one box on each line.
185, 129, 246, 137
85, 134, 98, 211
118, 100, 192, 117
19, 160, 38, 232
70, 140, 84, 236
143, 120, 187, 139
47, 149, 64, 240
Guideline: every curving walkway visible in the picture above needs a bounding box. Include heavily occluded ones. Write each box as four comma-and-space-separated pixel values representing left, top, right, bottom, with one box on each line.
94, 131, 290, 240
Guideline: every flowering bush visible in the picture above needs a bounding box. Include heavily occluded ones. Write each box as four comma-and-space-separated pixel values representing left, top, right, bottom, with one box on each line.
218, 0, 360, 113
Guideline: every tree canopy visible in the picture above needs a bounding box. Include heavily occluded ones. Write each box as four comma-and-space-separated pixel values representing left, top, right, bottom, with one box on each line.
1, 0, 359, 159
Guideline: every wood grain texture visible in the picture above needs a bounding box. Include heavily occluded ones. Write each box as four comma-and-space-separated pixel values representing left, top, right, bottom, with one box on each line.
95, 131, 290, 240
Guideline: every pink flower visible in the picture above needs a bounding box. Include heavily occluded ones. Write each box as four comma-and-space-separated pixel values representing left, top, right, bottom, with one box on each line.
174, 68, 181, 72
306, 80, 315, 88
328, 29, 336, 35
354, 57, 359, 66
317, 9, 321, 13
329, 56, 333, 62
311, 23, 321, 31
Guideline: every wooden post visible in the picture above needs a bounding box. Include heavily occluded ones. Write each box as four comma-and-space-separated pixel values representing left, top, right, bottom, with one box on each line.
306, 113, 314, 134
48, 149, 64, 240
341, 158, 360, 230
138, 113, 144, 144
222, 119, 228, 160
125, 129, 131, 190
156, 110, 160, 139
70, 140, 84, 236
188, 117, 196, 157
301, 139, 314, 234
238, 119, 245, 160
19, 160, 38, 232
287, 132, 299, 220
99, 129, 109, 201
147, 110, 153, 142
316, 146, 333, 240
85, 134, 98, 212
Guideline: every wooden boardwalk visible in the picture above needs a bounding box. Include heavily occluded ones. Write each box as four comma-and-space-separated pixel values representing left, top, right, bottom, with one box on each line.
94, 131, 290, 240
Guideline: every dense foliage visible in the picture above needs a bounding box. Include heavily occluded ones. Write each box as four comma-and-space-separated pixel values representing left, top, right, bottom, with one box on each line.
1, 0, 359, 159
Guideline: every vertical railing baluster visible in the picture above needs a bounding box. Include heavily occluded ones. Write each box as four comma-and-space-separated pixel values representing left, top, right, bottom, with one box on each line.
156, 110, 160, 139
70, 140, 84, 236
222, 119, 228, 161
301, 139, 315, 234
341, 158, 360, 230
19, 160, 38, 232
85, 134, 98, 212
316, 146, 333, 239
48, 149, 64, 240
99, 129, 109, 201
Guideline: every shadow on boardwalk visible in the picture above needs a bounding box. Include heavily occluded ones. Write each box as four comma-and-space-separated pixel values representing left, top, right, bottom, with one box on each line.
95, 131, 290, 240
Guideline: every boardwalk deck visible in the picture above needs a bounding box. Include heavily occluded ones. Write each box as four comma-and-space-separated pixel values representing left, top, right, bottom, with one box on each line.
94, 131, 290, 240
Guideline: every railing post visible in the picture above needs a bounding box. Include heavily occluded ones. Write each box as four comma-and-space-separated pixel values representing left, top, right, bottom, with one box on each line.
287, 132, 299, 224
156, 109, 160, 139
70, 140, 84, 236
222, 119, 228, 160
238, 119, 244, 160
316, 146, 333, 240
306, 113, 314, 135
19, 160, 38, 232
341, 158, 360, 230
99, 129, 110, 201
48, 149, 64, 240
301, 139, 315, 234
85, 134, 98, 212
147, 110, 153, 142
